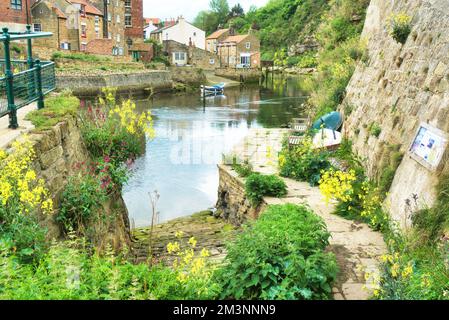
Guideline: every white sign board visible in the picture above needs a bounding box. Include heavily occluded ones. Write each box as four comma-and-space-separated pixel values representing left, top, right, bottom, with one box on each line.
409, 123, 448, 171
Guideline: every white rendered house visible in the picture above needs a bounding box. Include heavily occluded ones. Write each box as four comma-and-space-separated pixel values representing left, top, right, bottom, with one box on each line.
151, 17, 205, 50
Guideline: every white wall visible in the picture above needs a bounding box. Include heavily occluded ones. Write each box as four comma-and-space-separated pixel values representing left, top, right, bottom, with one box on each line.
162, 18, 205, 50
144, 24, 157, 40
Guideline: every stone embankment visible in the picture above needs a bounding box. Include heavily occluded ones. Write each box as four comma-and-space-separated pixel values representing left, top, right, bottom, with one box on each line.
132, 211, 237, 265
216, 128, 387, 300
57, 67, 206, 96
1, 113, 132, 250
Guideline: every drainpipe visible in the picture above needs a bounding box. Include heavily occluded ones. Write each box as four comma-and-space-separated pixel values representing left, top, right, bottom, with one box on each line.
25, 0, 31, 25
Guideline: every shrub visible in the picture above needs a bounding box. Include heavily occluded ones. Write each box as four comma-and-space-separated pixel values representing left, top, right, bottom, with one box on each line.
0, 138, 52, 262
279, 137, 331, 186
0, 236, 219, 300
80, 88, 155, 167
217, 204, 338, 300
52, 51, 111, 63
369, 122, 382, 138
389, 13, 412, 44
297, 52, 318, 68
245, 174, 288, 206
231, 158, 253, 178
57, 172, 107, 234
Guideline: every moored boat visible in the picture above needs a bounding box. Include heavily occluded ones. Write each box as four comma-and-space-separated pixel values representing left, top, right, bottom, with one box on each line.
312, 111, 343, 131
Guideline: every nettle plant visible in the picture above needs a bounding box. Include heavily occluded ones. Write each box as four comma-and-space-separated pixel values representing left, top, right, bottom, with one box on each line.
389, 13, 412, 44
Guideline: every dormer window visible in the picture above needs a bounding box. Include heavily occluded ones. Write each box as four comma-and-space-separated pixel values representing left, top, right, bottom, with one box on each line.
246, 42, 251, 49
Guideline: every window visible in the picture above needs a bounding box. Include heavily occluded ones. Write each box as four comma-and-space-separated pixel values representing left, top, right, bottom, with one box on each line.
81, 43, 87, 51
108, 32, 112, 39
116, 34, 121, 42
125, 0, 131, 7
33, 24, 42, 32
95, 16, 99, 26
246, 42, 251, 49
118, 47, 124, 55
116, 14, 120, 23
11, 0, 22, 10
108, 13, 112, 21
209, 59, 215, 65
116, 0, 119, 7
174, 52, 186, 61
241, 55, 250, 66
81, 24, 87, 38
125, 15, 132, 27
95, 27, 100, 38
60, 42, 71, 50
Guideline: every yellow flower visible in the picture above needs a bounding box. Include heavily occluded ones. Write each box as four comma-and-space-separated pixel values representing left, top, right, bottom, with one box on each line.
188, 237, 197, 248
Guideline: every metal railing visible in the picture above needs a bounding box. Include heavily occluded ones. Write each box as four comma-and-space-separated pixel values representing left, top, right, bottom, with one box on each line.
0, 26, 55, 129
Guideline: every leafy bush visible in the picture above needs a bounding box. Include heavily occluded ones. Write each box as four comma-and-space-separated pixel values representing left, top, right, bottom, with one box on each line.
231, 158, 253, 178
389, 13, 412, 44
297, 52, 318, 68
0, 139, 52, 263
80, 88, 155, 167
217, 204, 338, 300
245, 174, 288, 206
57, 172, 107, 234
279, 137, 331, 186
369, 122, 382, 138
0, 236, 219, 300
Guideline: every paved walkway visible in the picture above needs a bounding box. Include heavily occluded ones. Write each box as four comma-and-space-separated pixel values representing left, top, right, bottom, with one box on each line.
231, 128, 387, 300
0, 102, 36, 149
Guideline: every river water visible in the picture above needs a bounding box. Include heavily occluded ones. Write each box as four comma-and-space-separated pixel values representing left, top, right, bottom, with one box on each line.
118, 75, 307, 227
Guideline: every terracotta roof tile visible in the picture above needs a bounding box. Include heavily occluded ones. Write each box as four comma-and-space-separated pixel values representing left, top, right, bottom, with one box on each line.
222, 35, 249, 43
206, 29, 229, 39
70, 0, 103, 16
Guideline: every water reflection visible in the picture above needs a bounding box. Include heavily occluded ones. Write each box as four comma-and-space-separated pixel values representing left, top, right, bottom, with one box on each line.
119, 75, 307, 227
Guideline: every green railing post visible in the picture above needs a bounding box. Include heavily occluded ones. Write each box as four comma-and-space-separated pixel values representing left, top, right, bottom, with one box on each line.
2, 27, 18, 129
26, 25, 35, 100
35, 59, 44, 110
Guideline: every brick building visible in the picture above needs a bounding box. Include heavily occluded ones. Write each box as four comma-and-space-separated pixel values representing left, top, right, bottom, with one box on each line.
217, 29, 261, 69
124, 0, 151, 62
90, 0, 125, 55
163, 40, 218, 70
0, 0, 33, 32
31, 0, 104, 52
205, 28, 229, 54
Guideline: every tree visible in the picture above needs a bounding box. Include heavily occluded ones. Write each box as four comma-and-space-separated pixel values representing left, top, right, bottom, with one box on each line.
209, 0, 230, 25
229, 4, 244, 19
193, 10, 220, 35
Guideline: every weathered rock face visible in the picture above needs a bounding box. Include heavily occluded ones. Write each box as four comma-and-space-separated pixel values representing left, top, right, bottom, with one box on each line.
215, 164, 264, 226
28, 117, 131, 249
342, 0, 449, 226
288, 36, 319, 56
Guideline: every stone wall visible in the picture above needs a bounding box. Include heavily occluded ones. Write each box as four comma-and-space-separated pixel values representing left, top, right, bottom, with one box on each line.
215, 164, 264, 226
56, 70, 173, 95
342, 0, 449, 226
169, 66, 207, 86
215, 67, 262, 83
26, 116, 131, 250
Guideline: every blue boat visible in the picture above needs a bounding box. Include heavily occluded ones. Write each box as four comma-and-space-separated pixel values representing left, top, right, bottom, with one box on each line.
312, 111, 343, 131
201, 83, 225, 96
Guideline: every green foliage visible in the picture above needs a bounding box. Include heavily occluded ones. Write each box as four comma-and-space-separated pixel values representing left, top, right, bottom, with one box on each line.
231, 158, 253, 178
279, 138, 331, 186
412, 175, 449, 244
217, 204, 338, 300
52, 51, 111, 63
245, 174, 288, 206
378, 144, 403, 195
369, 122, 382, 138
302, 0, 369, 118
0, 238, 219, 300
25, 91, 80, 130
297, 52, 318, 68
389, 13, 412, 44
57, 173, 107, 234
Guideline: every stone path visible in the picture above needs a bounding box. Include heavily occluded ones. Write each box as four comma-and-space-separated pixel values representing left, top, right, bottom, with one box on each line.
231, 128, 387, 300
132, 211, 237, 265
0, 102, 36, 149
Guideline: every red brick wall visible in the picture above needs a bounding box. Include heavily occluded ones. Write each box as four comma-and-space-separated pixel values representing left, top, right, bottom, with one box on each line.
0, 0, 32, 26
125, 0, 143, 40
86, 38, 113, 55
